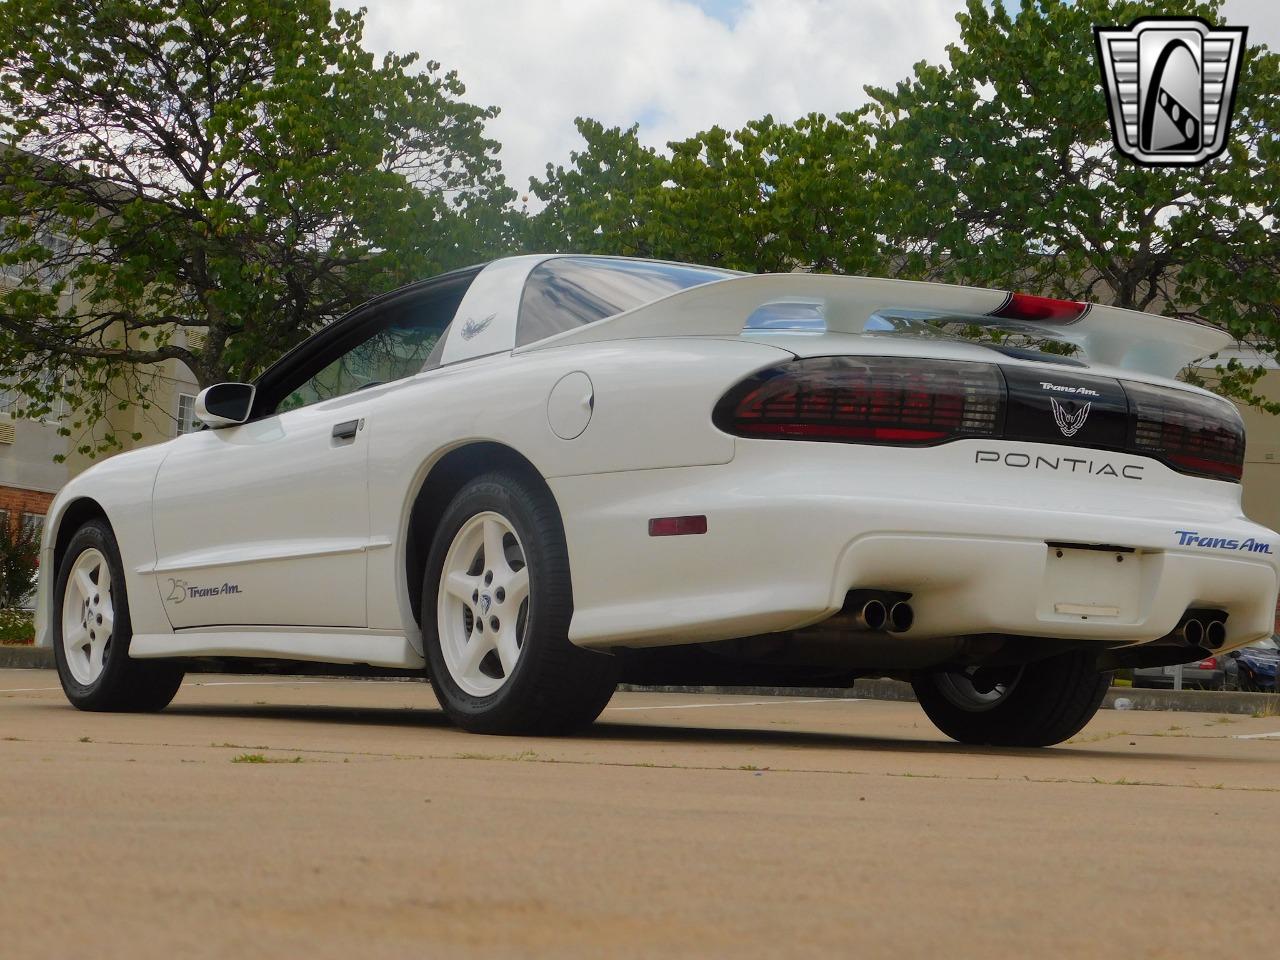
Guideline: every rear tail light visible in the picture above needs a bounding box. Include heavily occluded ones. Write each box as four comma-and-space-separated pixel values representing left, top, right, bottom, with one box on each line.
1124, 381, 1245, 481
713, 357, 1004, 445
1197, 657, 1218, 670
715, 355, 1246, 483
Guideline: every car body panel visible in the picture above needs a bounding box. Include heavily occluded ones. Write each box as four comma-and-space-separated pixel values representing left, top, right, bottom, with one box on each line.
521, 271, 1230, 379
552, 438, 1277, 648
361, 338, 793, 645
34, 443, 171, 653
149, 391, 375, 629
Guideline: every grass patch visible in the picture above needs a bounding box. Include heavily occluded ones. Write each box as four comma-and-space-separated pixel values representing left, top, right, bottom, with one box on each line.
231, 753, 304, 764
0, 608, 34, 645
1251, 698, 1280, 719
453, 750, 540, 763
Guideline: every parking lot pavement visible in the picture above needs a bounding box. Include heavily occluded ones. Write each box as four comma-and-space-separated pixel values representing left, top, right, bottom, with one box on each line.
3, 669, 1279, 960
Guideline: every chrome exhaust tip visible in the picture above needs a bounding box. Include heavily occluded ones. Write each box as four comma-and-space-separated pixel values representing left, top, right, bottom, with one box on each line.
854, 599, 888, 632
887, 601, 914, 634
1204, 620, 1226, 650
1180, 618, 1205, 647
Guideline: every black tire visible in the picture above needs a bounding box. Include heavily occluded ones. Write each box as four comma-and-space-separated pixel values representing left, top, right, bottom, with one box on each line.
422, 470, 619, 735
52, 520, 185, 712
912, 650, 1111, 747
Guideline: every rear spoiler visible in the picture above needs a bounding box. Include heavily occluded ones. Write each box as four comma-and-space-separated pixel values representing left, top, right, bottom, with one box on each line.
517, 273, 1231, 378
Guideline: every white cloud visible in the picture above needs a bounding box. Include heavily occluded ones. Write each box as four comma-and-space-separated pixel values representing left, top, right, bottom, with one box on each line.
339, 0, 1279, 197
339, 0, 967, 195
1222, 0, 1280, 48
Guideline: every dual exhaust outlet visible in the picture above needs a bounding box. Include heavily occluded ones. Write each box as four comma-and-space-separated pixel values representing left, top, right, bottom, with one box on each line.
851, 598, 914, 634
1176, 615, 1227, 650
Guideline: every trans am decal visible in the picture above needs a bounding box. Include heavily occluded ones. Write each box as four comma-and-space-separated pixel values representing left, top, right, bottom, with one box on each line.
1175, 530, 1273, 554
166, 578, 244, 604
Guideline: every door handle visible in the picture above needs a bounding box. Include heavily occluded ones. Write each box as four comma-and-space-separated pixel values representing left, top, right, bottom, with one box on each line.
332, 419, 359, 441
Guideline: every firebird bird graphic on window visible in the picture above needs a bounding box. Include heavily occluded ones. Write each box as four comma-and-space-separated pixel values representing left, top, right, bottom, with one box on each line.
1050, 396, 1092, 438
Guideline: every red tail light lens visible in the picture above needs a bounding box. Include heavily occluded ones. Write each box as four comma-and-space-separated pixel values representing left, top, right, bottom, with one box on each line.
1123, 381, 1245, 481
1197, 658, 1218, 670
713, 357, 1004, 445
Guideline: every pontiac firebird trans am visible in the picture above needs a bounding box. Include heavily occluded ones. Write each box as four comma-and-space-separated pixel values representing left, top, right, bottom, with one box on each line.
34, 255, 1280, 746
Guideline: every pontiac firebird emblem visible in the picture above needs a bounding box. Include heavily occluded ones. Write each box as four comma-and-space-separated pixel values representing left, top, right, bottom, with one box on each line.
1051, 397, 1091, 438
1094, 16, 1247, 167
460, 313, 494, 340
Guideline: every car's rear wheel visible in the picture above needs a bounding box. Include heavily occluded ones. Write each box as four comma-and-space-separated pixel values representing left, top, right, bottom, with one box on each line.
911, 650, 1110, 747
422, 470, 619, 735
53, 520, 184, 712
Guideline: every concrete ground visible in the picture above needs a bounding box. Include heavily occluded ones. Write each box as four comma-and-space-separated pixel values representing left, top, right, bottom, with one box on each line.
3, 668, 1279, 959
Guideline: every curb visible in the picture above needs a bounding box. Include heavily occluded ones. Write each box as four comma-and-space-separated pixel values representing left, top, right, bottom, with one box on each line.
619, 681, 1280, 716
0, 646, 53, 670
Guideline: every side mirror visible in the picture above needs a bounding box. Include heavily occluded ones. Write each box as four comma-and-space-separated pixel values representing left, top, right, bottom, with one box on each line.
195, 383, 255, 428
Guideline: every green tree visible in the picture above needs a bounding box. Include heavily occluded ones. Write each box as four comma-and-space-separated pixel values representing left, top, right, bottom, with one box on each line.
534, 0, 1279, 407
0, 517, 38, 610
529, 113, 883, 275
864, 0, 1280, 406
0, 0, 514, 457
526, 118, 671, 258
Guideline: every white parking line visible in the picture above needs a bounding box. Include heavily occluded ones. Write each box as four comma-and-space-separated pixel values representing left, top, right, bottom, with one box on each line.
0, 686, 61, 693
606, 698, 860, 712
1232, 730, 1280, 740
193, 680, 334, 687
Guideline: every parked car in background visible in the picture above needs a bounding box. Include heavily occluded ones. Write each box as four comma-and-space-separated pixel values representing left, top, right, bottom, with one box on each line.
1226, 637, 1279, 692
1133, 655, 1228, 690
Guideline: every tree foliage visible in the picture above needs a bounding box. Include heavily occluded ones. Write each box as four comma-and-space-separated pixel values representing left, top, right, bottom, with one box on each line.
864, 0, 1280, 407
533, 0, 1279, 407
0, 0, 514, 456
0, 517, 38, 609
529, 113, 883, 275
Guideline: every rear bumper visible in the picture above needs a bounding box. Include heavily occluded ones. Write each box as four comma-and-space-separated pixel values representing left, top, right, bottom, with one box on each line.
552, 439, 1279, 651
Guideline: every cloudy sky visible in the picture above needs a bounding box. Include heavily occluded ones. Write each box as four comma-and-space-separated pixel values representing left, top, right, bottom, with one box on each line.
337, 0, 1278, 196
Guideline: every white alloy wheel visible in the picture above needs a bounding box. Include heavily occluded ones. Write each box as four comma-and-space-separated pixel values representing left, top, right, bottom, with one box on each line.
61, 547, 115, 686
436, 511, 530, 697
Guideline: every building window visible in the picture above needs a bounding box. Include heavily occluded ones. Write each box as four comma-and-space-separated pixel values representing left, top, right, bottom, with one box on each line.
20, 512, 44, 539
0, 223, 74, 292
176, 393, 197, 435
0, 370, 66, 423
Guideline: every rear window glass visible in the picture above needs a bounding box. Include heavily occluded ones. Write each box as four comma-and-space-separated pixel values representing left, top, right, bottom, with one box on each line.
517, 257, 736, 347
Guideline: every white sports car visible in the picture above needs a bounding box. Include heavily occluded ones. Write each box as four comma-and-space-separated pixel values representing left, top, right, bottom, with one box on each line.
35, 255, 1280, 746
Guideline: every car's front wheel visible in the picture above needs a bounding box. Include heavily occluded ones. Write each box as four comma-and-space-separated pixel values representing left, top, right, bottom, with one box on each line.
52, 520, 185, 712
911, 650, 1111, 747
422, 470, 619, 735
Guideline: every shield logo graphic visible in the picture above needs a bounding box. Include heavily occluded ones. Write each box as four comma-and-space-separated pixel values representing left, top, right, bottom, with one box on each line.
1094, 17, 1247, 166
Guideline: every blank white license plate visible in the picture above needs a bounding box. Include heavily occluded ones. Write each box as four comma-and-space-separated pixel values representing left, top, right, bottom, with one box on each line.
1040, 546, 1142, 622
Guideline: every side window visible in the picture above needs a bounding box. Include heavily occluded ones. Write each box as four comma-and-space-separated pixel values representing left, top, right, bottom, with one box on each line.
278, 303, 447, 414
